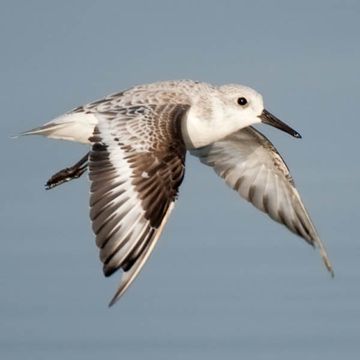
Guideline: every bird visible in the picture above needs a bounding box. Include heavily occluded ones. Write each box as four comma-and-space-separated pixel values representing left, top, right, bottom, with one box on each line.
20, 80, 334, 306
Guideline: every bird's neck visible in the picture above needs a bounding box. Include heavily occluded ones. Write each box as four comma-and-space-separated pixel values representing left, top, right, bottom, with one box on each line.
181, 101, 241, 149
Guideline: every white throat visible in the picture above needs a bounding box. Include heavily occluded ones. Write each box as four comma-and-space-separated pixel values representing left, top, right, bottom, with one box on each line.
181, 102, 257, 149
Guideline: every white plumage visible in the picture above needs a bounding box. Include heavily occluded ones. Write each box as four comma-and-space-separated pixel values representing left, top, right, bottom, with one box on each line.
21, 80, 333, 306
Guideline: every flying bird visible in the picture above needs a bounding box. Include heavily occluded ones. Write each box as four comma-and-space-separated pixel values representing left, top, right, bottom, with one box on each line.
21, 80, 334, 306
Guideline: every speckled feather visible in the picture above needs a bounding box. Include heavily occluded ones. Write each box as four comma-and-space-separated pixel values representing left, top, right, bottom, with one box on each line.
21, 79, 334, 306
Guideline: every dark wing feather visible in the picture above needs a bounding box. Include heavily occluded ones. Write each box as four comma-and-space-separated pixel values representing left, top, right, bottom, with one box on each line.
89, 103, 189, 306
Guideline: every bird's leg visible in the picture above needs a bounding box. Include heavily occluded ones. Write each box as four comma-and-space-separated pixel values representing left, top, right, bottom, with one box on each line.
45, 152, 89, 190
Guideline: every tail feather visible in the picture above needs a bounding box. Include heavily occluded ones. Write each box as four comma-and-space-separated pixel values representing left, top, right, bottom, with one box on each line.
17, 112, 98, 144
19, 122, 70, 138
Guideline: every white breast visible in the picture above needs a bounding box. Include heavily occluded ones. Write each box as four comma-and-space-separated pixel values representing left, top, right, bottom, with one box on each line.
181, 103, 242, 149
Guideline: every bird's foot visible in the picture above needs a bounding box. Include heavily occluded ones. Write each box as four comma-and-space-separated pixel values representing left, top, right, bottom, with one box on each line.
45, 152, 89, 190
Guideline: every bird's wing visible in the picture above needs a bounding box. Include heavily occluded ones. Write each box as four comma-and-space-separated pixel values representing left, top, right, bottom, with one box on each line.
89, 103, 189, 306
191, 126, 333, 275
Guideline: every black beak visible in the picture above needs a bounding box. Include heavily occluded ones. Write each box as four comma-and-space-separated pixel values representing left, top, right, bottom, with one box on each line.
259, 109, 302, 139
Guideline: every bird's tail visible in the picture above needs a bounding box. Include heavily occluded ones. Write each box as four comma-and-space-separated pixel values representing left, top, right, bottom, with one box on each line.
16, 112, 97, 144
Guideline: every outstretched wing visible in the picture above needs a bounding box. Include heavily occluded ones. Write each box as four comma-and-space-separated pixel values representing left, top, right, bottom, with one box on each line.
89, 103, 189, 306
191, 126, 333, 275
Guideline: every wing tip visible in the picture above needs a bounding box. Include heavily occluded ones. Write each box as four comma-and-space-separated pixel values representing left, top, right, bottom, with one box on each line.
107, 275, 130, 307
108, 291, 122, 307
322, 252, 335, 278
316, 240, 335, 278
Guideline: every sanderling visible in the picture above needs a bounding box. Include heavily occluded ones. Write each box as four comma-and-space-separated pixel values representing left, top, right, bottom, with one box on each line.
21, 80, 333, 306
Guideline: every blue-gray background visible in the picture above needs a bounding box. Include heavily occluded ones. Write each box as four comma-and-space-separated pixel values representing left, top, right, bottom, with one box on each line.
1, 1, 359, 359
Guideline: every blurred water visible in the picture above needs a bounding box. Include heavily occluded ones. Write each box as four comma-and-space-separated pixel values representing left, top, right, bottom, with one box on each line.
1, 1, 359, 359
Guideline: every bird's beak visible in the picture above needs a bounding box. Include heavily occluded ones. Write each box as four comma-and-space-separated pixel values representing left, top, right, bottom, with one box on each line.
259, 109, 302, 139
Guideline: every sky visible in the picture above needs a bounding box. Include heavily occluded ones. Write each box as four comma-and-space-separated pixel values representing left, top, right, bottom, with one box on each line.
1, 1, 359, 359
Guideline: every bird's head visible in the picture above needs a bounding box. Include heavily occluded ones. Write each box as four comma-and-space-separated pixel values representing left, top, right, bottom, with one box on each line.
219, 84, 301, 138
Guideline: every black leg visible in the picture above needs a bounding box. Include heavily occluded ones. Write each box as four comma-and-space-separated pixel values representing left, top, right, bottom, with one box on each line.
45, 152, 89, 190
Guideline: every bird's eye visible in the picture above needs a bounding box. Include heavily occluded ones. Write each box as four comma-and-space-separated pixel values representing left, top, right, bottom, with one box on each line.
237, 97, 248, 106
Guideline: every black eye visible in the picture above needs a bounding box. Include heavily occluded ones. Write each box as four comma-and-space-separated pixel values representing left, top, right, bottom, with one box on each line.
237, 97, 247, 106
